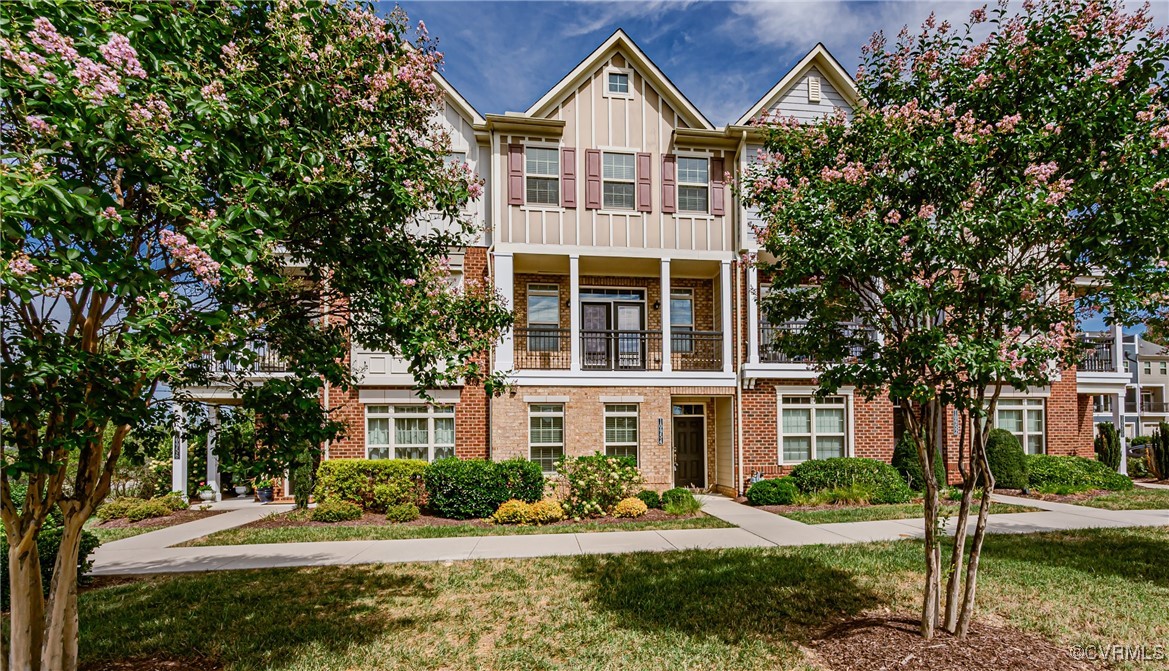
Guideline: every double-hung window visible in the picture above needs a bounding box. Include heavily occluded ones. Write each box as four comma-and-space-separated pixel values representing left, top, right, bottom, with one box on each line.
677, 157, 709, 213
995, 398, 1045, 454
779, 395, 847, 463
443, 151, 467, 168
604, 404, 639, 463
529, 404, 565, 473
525, 147, 559, 205
602, 152, 636, 210
670, 288, 694, 353
1093, 395, 1113, 413
366, 404, 455, 461
527, 284, 560, 352
1161, 362, 1167, 375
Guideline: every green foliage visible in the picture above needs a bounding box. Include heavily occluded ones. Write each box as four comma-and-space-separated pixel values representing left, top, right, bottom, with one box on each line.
292, 462, 314, 510
314, 459, 427, 512
310, 500, 363, 523
423, 458, 545, 520
795, 484, 875, 506
125, 499, 171, 522
746, 478, 799, 506
490, 499, 565, 525
635, 490, 661, 510
1026, 455, 1133, 492
1094, 423, 1122, 472
0, 526, 101, 611
97, 492, 185, 522
612, 497, 649, 518
557, 455, 644, 518
384, 502, 420, 524
157, 491, 188, 512
891, 433, 947, 491
1148, 423, 1169, 480
660, 488, 693, 508
96, 497, 143, 522
788, 458, 912, 504
662, 489, 702, 516
982, 429, 1029, 490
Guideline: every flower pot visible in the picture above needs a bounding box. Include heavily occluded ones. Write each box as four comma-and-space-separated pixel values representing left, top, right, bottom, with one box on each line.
198, 490, 215, 502
257, 487, 274, 503
233, 485, 248, 496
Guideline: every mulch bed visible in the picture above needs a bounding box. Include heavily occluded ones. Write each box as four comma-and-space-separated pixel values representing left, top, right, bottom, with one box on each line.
92, 508, 226, 531
996, 488, 1112, 504
240, 507, 695, 530
809, 613, 1094, 671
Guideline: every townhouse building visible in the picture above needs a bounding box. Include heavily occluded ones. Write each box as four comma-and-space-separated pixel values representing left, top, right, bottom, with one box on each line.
1093, 335, 1169, 437
176, 30, 1109, 499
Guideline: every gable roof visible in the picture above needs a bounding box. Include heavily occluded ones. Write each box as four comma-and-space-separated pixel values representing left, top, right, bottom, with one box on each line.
524, 29, 713, 131
734, 43, 860, 126
433, 68, 485, 126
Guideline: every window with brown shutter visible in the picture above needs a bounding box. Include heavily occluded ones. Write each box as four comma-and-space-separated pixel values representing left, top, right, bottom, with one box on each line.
661, 154, 677, 214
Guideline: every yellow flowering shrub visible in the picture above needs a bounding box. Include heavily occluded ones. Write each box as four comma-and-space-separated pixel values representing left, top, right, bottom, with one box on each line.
612, 497, 648, 518
491, 498, 565, 525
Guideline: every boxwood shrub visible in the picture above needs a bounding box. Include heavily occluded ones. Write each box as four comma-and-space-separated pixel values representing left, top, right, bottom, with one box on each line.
788, 457, 912, 504
746, 477, 798, 506
311, 500, 363, 522
635, 490, 661, 509
891, 434, 947, 491
1025, 455, 1133, 493
424, 458, 545, 520
981, 429, 1028, 490
313, 459, 427, 512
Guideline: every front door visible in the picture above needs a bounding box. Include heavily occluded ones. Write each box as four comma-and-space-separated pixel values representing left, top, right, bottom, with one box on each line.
673, 416, 705, 488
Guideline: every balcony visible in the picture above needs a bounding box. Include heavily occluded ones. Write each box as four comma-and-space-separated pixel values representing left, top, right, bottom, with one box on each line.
759, 322, 876, 364
514, 328, 723, 372
201, 339, 290, 376
1143, 401, 1169, 414
1078, 333, 1116, 373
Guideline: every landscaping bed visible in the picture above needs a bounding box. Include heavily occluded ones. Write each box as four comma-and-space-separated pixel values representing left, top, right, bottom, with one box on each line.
87, 509, 226, 543
182, 508, 727, 546
76, 527, 1169, 671
754, 500, 1041, 525
1004, 487, 1169, 510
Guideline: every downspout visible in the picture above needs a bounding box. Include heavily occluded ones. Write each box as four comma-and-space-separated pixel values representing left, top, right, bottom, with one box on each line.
322, 275, 331, 461
484, 126, 500, 461
734, 128, 748, 496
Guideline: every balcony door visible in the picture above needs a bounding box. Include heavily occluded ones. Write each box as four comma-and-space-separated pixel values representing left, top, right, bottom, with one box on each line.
581, 290, 645, 370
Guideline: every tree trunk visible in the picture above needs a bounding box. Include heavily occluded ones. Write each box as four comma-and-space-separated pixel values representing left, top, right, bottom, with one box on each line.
920, 480, 940, 639
957, 443, 995, 637
943, 412, 972, 633
40, 515, 86, 671
7, 532, 46, 671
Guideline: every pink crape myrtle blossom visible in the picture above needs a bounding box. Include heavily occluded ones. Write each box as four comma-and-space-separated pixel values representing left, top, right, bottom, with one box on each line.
159, 229, 222, 286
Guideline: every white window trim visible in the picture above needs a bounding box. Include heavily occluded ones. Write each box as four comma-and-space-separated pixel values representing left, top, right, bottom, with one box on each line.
524, 143, 560, 207
529, 403, 565, 473
602, 66, 634, 99
776, 388, 853, 465
994, 398, 1046, 455
676, 154, 710, 215
365, 404, 455, 462
526, 283, 561, 329
604, 403, 640, 465
601, 150, 636, 212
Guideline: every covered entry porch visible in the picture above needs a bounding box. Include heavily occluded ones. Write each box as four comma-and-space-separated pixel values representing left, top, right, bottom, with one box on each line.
669, 391, 736, 496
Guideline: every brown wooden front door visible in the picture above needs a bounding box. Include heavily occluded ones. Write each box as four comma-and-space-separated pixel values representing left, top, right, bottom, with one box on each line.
673, 416, 705, 488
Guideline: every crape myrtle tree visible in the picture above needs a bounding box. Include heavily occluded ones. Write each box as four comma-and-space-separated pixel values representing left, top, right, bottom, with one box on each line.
742, 0, 1168, 640
0, 2, 510, 670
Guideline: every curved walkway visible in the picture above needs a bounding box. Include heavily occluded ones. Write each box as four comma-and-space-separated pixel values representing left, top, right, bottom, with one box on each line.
89, 494, 1169, 576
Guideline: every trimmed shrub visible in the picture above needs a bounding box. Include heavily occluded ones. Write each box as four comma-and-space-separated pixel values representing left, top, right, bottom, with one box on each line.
635, 490, 661, 509
891, 433, 947, 491
982, 429, 1028, 490
660, 487, 692, 508
557, 454, 643, 518
157, 491, 188, 512
125, 499, 171, 522
490, 499, 565, 525
1094, 423, 1122, 471
661, 488, 701, 515
746, 478, 798, 506
1026, 455, 1133, 492
311, 500, 363, 522
292, 462, 314, 510
788, 458, 912, 504
385, 502, 420, 523
314, 459, 427, 512
425, 458, 545, 520
1149, 423, 1169, 480
96, 497, 143, 522
613, 497, 649, 518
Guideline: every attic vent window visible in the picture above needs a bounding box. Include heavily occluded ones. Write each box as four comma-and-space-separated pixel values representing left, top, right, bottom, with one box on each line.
608, 72, 630, 94
807, 75, 822, 103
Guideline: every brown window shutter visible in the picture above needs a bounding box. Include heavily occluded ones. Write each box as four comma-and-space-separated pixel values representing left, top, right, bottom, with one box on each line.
661, 154, 677, 214
508, 144, 524, 205
561, 148, 577, 208
710, 157, 726, 216
585, 149, 602, 209
636, 152, 652, 213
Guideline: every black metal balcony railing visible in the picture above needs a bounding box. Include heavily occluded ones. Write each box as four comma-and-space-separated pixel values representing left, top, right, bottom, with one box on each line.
514, 328, 572, 370
759, 322, 876, 364
1078, 333, 1116, 373
203, 339, 290, 375
671, 330, 724, 371
1125, 402, 1139, 413
1143, 401, 1169, 414
582, 330, 663, 371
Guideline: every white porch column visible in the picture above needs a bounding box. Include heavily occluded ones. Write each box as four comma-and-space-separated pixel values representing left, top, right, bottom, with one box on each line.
170, 404, 187, 497
661, 258, 672, 373
1112, 324, 1124, 372
569, 254, 581, 372
720, 260, 733, 373
1114, 390, 1127, 475
206, 405, 222, 501
495, 252, 514, 372
747, 261, 760, 365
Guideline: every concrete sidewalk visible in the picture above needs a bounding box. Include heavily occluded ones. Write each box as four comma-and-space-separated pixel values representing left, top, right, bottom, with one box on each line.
89, 493, 1169, 576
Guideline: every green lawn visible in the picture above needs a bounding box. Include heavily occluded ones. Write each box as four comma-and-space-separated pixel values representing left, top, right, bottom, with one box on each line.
86, 523, 167, 544
76, 527, 1169, 671
777, 501, 1041, 525
182, 513, 730, 547
1065, 487, 1169, 510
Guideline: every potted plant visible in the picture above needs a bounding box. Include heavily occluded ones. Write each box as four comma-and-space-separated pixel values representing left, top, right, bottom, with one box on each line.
196, 481, 215, 502
254, 478, 275, 503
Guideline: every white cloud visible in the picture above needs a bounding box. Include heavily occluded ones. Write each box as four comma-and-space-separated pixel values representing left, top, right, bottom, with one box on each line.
560, 0, 702, 38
